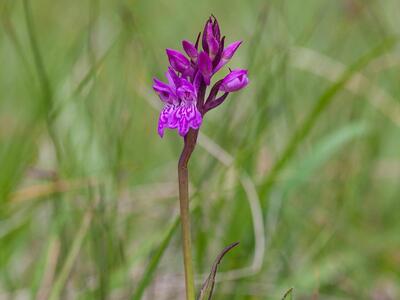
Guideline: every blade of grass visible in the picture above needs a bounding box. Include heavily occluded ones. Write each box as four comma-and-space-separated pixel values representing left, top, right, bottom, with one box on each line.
259, 38, 397, 205
130, 216, 179, 300
264, 122, 370, 276
48, 209, 93, 300
35, 236, 61, 300
22, 0, 52, 111
281, 287, 294, 300
1, 5, 34, 80
291, 46, 400, 126
281, 121, 370, 195
23, 0, 63, 164
48, 33, 121, 121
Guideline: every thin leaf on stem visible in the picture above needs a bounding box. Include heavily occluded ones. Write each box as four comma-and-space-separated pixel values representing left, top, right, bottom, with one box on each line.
198, 242, 239, 300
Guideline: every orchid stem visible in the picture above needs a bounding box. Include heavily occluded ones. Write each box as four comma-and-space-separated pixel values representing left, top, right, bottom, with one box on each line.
178, 129, 199, 300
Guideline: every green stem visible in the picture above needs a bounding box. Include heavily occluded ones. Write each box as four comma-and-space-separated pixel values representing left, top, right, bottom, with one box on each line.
178, 129, 199, 300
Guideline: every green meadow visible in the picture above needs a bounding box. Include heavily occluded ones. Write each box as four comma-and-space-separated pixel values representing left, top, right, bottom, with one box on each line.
1, 0, 399, 299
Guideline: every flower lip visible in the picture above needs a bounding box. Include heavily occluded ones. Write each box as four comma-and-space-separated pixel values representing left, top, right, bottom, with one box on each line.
158, 105, 176, 138
175, 103, 202, 136
159, 102, 202, 137
219, 69, 249, 92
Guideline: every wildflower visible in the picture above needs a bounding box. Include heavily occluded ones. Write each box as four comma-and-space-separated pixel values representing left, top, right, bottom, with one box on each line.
152, 15, 250, 300
154, 69, 202, 137
153, 15, 249, 138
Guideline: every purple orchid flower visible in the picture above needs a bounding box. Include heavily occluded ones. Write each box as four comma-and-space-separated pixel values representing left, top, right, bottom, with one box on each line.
154, 69, 202, 137
153, 15, 249, 138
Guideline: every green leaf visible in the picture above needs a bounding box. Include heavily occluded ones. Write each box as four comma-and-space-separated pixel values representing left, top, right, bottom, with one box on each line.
282, 287, 294, 300
198, 242, 239, 300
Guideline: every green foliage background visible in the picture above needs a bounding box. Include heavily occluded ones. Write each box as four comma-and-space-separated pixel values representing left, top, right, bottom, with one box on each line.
1, 0, 399, 299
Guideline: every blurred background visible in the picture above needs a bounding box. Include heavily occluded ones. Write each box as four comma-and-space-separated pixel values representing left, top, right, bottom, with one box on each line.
1, 0, 400, 299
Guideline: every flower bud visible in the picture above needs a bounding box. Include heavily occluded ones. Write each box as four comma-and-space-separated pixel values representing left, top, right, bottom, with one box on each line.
182, 40, 198, 62
166, 49, 191, 73
202, 16, 221, 59
198, 51, 213, 85
220, 69, 249, 92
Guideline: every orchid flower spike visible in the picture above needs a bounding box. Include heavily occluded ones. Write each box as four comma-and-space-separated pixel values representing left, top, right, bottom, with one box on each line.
153, 15, 249, 138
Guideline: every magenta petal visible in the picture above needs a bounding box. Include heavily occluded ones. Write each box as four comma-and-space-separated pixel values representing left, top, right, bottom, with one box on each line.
166, 67, 180, 88
214, 41, 242, 73
153, 78, 177, 104
198, 51, 212, 85
202, 15, 221, 56
213, 36, 225, 69
182, 40, 198, 62
178, 116, 189, 136
158, 105, 176, 137
223, 41, 242, 60
220, 69, 249, 92
212, 17, 221, 41
158, 103, 202, 137
182, 66, 195, 79
175, 103, 202, 136
166, 49, 190, 73
207, 36, 220, 59
202, 17, 213, 52
177, 79, 197, 102
193, 71, 202, 92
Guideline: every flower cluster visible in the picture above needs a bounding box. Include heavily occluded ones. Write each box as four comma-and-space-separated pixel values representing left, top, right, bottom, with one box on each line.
153, 15, 249, 137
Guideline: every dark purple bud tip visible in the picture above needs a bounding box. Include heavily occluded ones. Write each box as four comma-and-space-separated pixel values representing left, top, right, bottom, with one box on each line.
211, 15, 221, 41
